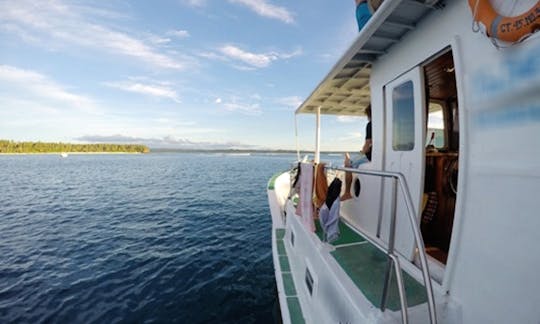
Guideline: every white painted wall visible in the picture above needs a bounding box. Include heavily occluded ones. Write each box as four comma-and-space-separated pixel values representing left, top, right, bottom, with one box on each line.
366, 0, 540, 323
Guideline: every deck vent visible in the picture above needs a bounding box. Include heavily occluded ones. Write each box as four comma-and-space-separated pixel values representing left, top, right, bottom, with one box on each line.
305, 267, 314, 296
290, 230, 295, 247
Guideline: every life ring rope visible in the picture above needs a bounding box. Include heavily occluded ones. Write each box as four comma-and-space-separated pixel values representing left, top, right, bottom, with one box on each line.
469, 0, 540, 45
471, 0, 482, 33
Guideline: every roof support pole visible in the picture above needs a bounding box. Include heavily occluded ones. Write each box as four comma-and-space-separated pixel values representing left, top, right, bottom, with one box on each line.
294, 114, 300, 162
315, 106, 321, 164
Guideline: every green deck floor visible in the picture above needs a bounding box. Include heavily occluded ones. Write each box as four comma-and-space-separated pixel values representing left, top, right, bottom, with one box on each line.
276, 219, 428, 320
282, 273, 297, 296
315, 219, 366, 245
286, 297, 306, 324
276, 228, 286, 240
325, 223, 428, 311
276, 229, 305, 324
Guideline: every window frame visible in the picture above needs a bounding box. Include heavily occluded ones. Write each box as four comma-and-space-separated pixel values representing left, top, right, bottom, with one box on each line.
426, 100, 448, 150
391, 80, 416, 152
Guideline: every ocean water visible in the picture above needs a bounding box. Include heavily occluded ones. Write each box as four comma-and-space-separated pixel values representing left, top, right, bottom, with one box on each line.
0, 153, 296, 323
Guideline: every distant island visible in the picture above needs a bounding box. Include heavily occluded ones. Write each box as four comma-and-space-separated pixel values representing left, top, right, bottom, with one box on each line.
0, 139, 353, 155
0, 140, 149, 154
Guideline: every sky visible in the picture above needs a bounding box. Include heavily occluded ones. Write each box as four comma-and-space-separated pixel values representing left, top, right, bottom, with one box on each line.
0, 0, 369, 151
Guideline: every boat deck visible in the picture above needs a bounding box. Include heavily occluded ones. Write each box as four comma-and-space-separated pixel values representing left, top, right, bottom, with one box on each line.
274, 219, 428, 323
314, 221, 428, 312
276, 228, 306, 324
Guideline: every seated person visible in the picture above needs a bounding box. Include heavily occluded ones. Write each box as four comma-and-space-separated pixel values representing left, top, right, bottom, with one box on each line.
342, 105, 372, 200
355, 0, 372, 31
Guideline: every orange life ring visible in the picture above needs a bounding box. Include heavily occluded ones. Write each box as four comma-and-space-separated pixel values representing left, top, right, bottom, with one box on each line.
468, 0, 540, 42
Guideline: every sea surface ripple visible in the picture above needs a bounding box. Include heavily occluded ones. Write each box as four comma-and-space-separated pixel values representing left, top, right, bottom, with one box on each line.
0, 153, 293, 323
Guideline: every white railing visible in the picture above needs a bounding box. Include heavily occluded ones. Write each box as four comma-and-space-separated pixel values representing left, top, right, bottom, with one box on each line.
325, 166, 437, 324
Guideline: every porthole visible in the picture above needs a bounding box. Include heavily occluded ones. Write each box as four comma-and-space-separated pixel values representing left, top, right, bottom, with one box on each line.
305, 267, 314, 296
290, 231, 295, 247
354, 178, 361, 197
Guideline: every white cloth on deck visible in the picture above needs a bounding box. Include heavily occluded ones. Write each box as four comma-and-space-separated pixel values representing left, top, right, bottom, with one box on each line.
295, 162, 315, 232
319, 197, 340, 243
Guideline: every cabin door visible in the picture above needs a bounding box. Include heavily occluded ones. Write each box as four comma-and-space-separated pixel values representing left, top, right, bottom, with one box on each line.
382, 67, 425, 260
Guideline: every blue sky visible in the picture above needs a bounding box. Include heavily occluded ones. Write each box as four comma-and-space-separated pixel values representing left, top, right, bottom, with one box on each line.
0, 0, 369, 151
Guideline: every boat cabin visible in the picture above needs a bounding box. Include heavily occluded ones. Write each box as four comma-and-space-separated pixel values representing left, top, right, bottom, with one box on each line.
269, 0, 540, 323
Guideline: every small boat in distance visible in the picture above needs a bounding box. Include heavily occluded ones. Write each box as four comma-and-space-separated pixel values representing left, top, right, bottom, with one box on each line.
268, 0, 540, 323
60, 152, 68, 158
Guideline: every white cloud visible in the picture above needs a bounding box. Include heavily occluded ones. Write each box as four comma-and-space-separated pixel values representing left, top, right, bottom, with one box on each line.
0, 97, 61, 116
75, 134, 255, 149
182, 0, 207, 7
277, 48, 303, 59
230, 64, 258, 71
223, 102, 262, 115
197, 51, 228, 61
228, 0, 295, 24
219, 45, 274, 68
337, 116, 362, 123
0, 0, 187, 70
167, 29, 190, 38
217, 45, 301, 68
104, 80, 181, 103
0, 65, 98, 113
152, 118, 195, 126
338, 132, 363, 141
148, 35, 172, 45
0, 71, 201, 143
218, 96, 262, 115
180, 0, 295, 23
276, 96, 303, 109
77, 118, 217, 139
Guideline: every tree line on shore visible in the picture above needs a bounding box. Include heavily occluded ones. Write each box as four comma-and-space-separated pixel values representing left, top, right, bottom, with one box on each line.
0, 140, 150, 153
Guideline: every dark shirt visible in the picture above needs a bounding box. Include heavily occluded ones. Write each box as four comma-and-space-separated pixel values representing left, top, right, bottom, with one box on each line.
365, 121, 372, 161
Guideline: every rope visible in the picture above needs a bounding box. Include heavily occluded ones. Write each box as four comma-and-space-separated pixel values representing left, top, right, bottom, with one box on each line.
471, 0, 481, 33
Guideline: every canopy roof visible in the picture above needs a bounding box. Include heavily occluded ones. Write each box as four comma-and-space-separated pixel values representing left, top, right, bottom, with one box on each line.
296, 0, 442, 116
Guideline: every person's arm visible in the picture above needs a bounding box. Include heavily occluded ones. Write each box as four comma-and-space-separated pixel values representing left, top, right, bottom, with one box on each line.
361, 121, 372, 155
361, 139, 372, 155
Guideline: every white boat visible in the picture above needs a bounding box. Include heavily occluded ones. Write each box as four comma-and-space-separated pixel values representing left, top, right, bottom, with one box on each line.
60, 152, 68, 158
267, 1, 540, 323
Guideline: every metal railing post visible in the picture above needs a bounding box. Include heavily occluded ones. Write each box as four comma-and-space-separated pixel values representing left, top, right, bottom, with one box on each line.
397, 178, 437, 324
380, 260, 393, 312
390, 254, 409, 324
323, 166, 437, 324
380, 177, 399, 311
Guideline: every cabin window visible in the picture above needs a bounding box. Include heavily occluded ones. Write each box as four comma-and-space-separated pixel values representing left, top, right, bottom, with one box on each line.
305, 267, 314, 296
426, 102, 445, 149
392, 81, 415, 151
